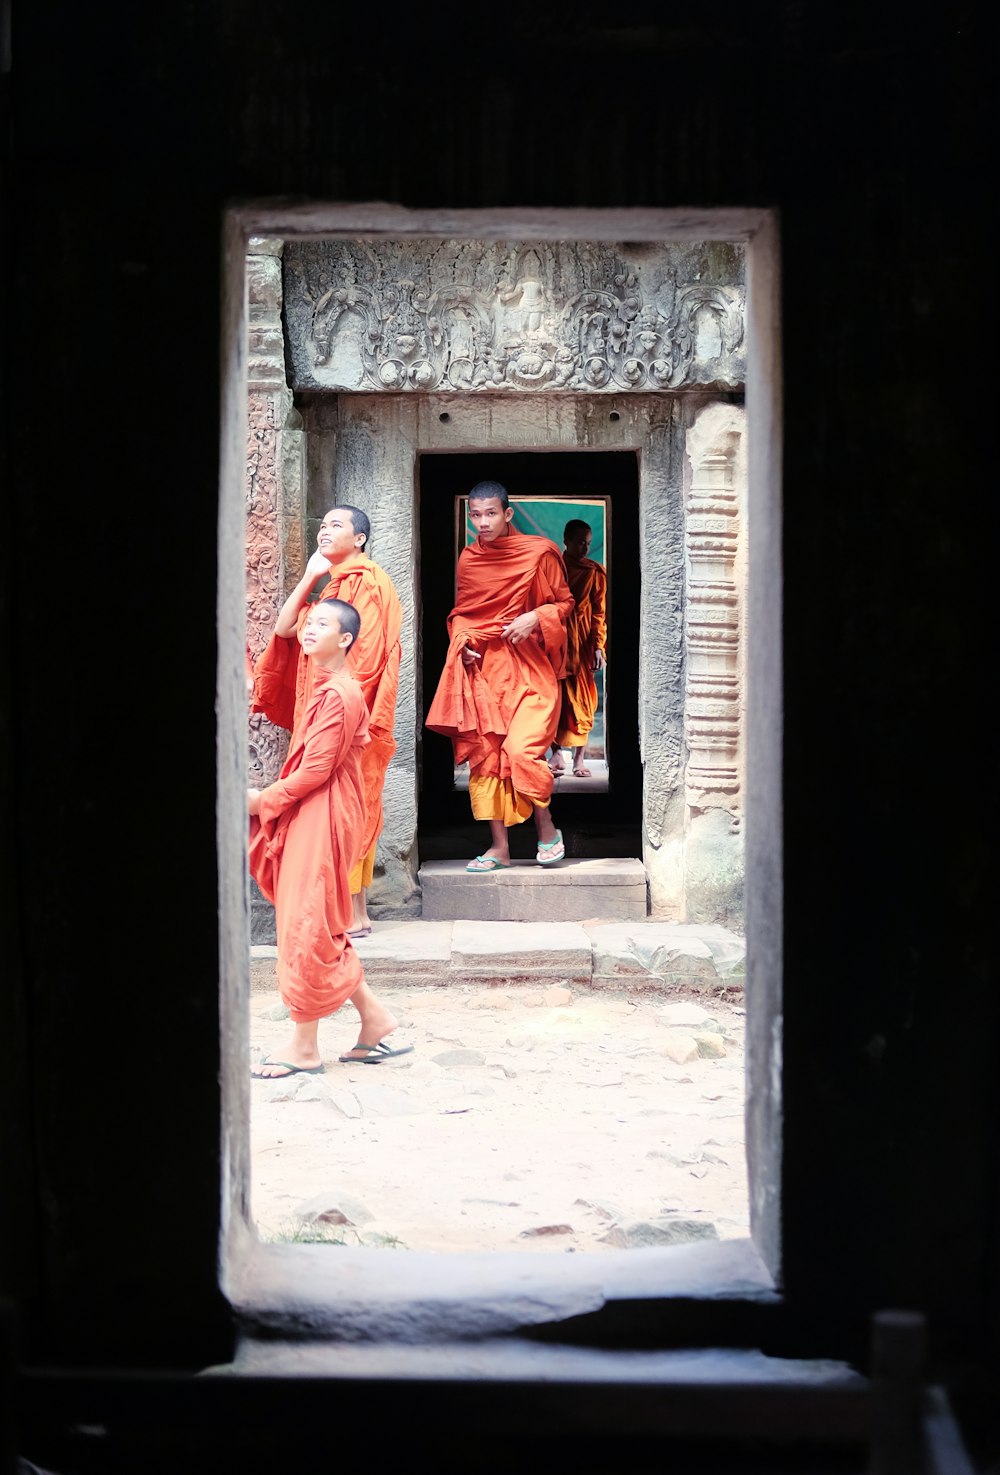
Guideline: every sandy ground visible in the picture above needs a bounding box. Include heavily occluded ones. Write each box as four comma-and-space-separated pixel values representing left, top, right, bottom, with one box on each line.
249, 975, 750, 1255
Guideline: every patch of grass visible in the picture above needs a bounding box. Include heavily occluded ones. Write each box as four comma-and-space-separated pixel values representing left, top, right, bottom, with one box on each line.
258, 1219, 407, 1249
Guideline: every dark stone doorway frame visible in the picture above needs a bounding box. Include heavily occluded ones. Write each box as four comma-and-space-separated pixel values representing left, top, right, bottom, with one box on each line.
417, 449, 641, 863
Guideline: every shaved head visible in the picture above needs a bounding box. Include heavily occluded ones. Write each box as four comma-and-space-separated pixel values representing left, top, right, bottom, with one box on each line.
469, 480, 509, 510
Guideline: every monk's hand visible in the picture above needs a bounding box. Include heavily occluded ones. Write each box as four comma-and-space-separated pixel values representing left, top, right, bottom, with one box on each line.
461, 644, 482, 667
305, 548, 331, 578
501, 609, 540, 645
595, 649, 607, 671
247, 788, 262, 817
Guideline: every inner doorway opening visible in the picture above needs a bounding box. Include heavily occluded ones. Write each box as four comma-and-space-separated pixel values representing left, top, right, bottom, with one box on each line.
418, 449, 641, 864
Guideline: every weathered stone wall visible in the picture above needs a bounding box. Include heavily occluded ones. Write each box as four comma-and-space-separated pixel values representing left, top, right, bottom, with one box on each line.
305, 396, 422, 916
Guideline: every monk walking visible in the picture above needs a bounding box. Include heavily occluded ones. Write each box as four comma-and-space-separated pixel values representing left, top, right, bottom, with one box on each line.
426, 480, 574, 871
548, 519, 608, 778
252, 505, 402, 937
248, 597, 412, 1076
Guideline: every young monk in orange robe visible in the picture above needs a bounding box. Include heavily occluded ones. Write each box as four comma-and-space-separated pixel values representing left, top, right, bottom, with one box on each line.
549, 519, 608, 778
251, 505, 402, 937
426, 480, 574, 871
248, 597, 412, 1076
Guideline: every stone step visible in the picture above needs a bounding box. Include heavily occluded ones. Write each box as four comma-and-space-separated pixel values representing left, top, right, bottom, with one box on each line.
418, 857, 648, 923
251, 919, 746, 995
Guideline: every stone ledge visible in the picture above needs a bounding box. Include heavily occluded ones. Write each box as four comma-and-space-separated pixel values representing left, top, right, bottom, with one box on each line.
251, 918, 745, 995
450, 919, 591, 982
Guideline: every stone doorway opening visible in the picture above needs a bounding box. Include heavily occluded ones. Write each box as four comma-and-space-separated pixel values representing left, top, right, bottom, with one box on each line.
417, 448, 641, 867
225, 205, 781, 1308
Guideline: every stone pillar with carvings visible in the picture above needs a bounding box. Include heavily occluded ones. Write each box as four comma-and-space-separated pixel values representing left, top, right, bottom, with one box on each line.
245, 237, 305, 797
682, 403, 747, 921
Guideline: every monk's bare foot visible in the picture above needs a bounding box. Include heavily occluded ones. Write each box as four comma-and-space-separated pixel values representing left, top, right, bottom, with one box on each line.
466, 849, 510, 871
349, 891, 372, 935
548, 753, 565, 774
251, 1048, 324, 1079
533, 809, 558, 846
343, 991, 399, 1059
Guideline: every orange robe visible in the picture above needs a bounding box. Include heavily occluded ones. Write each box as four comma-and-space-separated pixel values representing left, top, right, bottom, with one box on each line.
556, 556, 608, 746
426, 529, 574, 824
248, 668, 369, 1023
251, 554, 402, 888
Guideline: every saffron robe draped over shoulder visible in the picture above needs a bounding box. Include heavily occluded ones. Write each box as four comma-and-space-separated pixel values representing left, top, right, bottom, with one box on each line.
556, 555, 608, 746
251, 553, 402, 876
248, 669, 369, 1023
425, 529, 574, 824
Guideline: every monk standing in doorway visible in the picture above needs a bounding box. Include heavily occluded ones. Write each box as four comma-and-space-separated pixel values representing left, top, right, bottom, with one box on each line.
426, 480, 574, 871
252, 505, 402, 937
548, 518, 608, 778
248, 598, 411, 1075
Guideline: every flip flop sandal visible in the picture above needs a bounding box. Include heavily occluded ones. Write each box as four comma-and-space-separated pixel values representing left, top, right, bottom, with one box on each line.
465, 855, 511, 872
338, 1041, 415, 1064
251, 1058, 326, 1078
536, 829, 565, 866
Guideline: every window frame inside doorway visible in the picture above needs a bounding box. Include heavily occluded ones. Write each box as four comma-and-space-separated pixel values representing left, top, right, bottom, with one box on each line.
217, 206, 783, 1332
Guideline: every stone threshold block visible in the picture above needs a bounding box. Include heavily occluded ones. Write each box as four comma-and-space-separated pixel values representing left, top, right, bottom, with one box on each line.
587, 922, 746, 993
449, 920, 592, 986
339, 919, 454, 986
418, 857, 648, 923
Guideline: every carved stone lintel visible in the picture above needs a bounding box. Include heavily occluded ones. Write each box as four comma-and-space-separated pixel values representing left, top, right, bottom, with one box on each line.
282, 239, 745, 395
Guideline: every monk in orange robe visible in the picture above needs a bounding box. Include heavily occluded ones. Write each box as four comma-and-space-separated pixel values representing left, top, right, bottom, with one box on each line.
248, 598, 412, 1076
426, 480, 574, 871
549, 519, 608, 778
251, 505, 402, 937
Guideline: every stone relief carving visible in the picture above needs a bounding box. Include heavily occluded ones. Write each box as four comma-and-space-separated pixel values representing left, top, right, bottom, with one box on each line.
283, 240, 745, 394
683, 408, 746, 829
245, 241, 301, 791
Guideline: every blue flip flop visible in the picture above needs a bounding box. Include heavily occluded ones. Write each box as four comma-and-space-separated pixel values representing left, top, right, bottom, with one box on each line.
465, 855, 511, 872
536, 829, 565, 866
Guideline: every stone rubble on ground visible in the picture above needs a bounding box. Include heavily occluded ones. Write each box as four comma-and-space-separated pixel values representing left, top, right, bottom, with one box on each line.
598, 1218, 719, 1249
295, 1190, 374, 1227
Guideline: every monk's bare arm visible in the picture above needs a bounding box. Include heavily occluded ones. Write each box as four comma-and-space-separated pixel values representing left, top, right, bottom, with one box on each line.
505, 550, 574, 645
273, 550, 331, 638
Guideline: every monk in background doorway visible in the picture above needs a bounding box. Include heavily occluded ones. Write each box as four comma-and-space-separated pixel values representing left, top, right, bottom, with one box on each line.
549, 519, 607, 778
426, 480, 574, 871
252, 505, 402, 938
